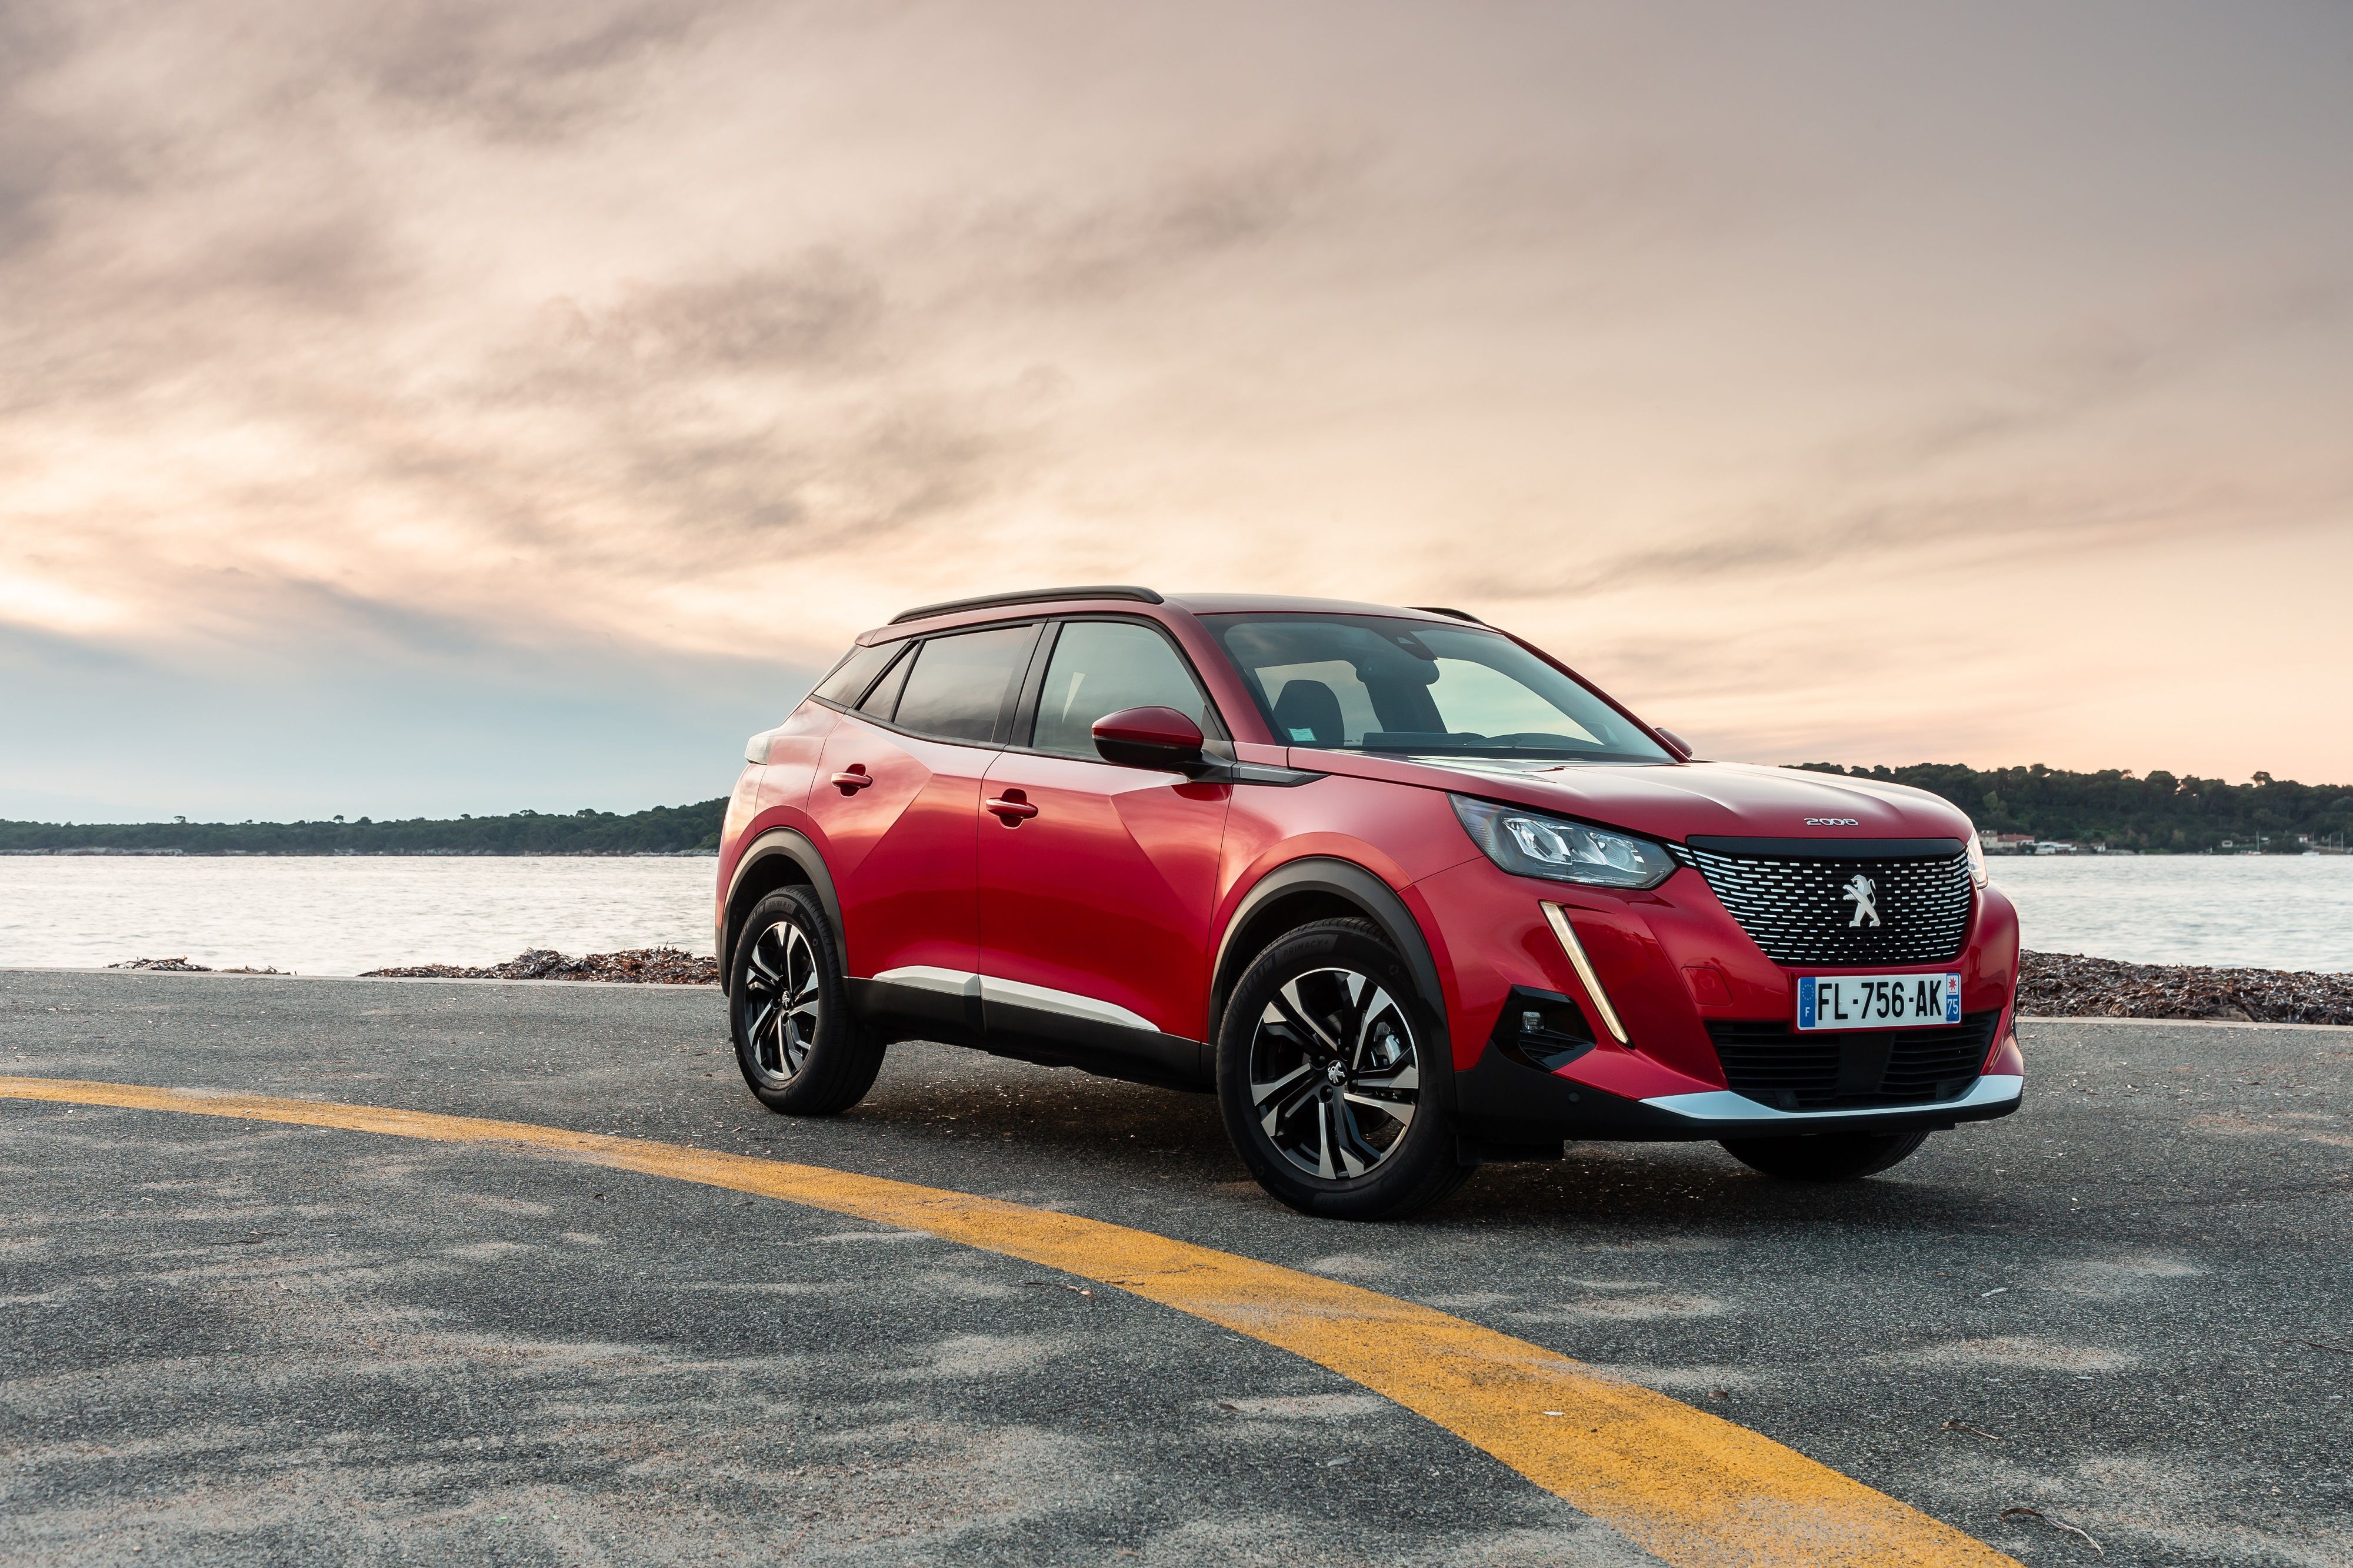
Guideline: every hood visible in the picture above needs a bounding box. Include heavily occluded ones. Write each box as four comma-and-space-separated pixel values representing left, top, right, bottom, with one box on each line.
1289, 752, 1975, 845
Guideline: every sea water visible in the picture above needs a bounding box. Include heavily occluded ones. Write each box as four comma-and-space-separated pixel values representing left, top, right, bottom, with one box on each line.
1, 852, 2348, 978
0, 856, 718, 977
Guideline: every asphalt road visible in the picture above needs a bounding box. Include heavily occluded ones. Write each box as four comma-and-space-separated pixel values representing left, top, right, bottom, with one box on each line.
1, 970, 2347, 1567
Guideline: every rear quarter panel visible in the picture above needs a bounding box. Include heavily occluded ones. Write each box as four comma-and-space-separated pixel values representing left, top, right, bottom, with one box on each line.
714, 703, 837, 945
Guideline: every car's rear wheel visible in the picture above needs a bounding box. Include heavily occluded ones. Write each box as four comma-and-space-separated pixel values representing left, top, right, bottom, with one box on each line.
1216, 919, 1468, 1220
1719, 1129, 1929, 1180
729, 887, 883, 1115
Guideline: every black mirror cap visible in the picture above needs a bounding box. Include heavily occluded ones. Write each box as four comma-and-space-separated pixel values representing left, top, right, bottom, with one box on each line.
1092, 705, 1208, 772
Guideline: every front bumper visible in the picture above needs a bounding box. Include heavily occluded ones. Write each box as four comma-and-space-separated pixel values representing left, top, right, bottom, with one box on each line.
1454, 1043, 2022, 1151
1415, 853, 2024, 1147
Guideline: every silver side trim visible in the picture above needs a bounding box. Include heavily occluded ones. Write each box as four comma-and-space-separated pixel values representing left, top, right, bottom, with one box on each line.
868, 967, 1157, 1034
1642, 1073, 2022, 1124
871, 966, 981, 999
978, 975, 1159, 1033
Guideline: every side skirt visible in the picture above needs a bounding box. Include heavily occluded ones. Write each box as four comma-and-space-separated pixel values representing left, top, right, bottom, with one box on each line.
846, 973, 1212, 1092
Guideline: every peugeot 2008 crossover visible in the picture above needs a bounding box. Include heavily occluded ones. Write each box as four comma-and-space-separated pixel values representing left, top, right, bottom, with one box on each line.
716, 587, 2023, 1219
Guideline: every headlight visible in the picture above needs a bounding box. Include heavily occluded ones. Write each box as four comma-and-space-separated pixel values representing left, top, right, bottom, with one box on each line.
1451, 796, 1678, 890
1966, 832, 1988, 889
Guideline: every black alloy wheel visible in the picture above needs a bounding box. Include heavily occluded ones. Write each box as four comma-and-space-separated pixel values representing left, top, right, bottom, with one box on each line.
1217, 918, 1468, 1220
1252, 966, 1421, 1179
740, 918, 822, 1083
729, 886, 882, 1115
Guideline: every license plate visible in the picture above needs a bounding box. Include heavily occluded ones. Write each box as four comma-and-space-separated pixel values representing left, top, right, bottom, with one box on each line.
1797, 973, 1961, 1030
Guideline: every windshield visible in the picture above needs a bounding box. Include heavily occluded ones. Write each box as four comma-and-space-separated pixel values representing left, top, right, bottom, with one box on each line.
1203, 613, 1672, 764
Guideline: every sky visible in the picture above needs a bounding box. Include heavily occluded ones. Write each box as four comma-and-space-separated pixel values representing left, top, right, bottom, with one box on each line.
3, 1, 2349, 822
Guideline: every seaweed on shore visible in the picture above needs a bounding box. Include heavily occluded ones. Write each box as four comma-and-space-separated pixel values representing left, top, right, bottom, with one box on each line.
119, 944, 2353, 1024
2019, 949, 2353, 1026
359, 947, 718, 985
108, 957, 285, 975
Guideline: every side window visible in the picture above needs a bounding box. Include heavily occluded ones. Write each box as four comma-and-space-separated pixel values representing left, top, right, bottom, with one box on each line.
856, 645, 914, 722
1032, 621, 1217, 758
888, 625, 1038, 743
811, 640, 901, 707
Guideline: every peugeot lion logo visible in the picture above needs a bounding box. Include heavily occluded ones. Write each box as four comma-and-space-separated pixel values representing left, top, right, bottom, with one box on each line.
1841, 873, 1881, 928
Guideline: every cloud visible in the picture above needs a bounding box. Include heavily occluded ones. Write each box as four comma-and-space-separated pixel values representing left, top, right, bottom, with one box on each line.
2, 0, 2351, 809
347, 0, 732, 141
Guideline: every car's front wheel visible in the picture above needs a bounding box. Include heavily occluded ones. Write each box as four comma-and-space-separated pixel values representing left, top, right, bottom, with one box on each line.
1215, 919, 1468, 1220
729, 887, 884, 1115
1719, 1129, 1929, 1180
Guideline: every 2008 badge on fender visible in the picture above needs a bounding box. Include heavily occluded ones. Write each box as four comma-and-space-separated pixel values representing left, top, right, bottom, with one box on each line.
716, 587, 2024, 1219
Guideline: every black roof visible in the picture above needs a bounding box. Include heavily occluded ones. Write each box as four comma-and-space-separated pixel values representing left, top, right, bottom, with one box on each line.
888, 585, 1163, 625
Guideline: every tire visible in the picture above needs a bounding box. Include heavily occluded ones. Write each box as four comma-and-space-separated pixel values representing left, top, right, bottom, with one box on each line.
1215, 918, 1469, 1220
1719, 1129, 1931, 1180
728, 887, 883, 1115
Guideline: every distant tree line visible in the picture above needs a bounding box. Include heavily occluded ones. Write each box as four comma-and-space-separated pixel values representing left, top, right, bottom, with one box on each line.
1794, 763, 2351, 853
0, 799, 728, 856
8, 765, 2348, 856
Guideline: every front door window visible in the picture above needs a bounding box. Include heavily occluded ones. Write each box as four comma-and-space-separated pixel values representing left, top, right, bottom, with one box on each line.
1031, 620, 1218, 758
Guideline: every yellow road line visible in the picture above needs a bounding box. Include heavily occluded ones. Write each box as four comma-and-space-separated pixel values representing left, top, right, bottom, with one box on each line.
2, 1075, 2014, 1567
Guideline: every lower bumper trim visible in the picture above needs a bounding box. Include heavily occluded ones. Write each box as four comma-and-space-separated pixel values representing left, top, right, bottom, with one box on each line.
1454, 1037, 2024, 1145
1642, 1073, 2022, 1125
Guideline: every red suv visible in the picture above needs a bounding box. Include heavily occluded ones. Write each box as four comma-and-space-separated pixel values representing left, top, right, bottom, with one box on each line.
716, 588, 2023, 1219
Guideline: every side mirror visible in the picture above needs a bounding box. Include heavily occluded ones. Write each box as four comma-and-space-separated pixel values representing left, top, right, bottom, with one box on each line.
1654, 727, 1694, 760
1092, 706, 1208, 773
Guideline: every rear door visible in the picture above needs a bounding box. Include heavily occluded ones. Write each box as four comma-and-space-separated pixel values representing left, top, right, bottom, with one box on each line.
808, 622, 1040, 1045
976, 618, 1233, 1085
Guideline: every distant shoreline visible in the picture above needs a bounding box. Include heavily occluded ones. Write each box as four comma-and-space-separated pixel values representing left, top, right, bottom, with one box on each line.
9, 759, 2348, 856
0, 799, 726, 857
101, 947, 2353, 1025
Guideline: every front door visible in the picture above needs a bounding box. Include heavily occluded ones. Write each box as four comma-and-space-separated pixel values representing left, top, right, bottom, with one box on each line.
977, 618, 1232, 1085
807, 621, 1039, 1046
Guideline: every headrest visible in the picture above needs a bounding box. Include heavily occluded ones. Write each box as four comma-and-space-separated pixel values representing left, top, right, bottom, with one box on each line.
1271, 679, 1345, 747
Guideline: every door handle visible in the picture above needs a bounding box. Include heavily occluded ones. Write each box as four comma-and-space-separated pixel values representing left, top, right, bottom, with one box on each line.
984, 791, 1038, 822
830, 766, 874, 793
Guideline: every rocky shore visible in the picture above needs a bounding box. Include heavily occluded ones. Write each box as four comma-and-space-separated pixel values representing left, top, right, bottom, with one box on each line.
106, 946, 2353, 1025
2018, 949, 2353, 1026
358, 947, 720, 985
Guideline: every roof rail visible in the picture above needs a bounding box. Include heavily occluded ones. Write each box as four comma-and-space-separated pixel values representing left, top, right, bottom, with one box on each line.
888, 585, 1164, 626
1407, 605, 1486, 625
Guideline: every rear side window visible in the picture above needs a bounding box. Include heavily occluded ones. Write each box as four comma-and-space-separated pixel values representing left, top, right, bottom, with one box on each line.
889, 625, 1038, 743
811, 642, 900, 707
856, 648, 913, 721
1031, 621, 1217, 758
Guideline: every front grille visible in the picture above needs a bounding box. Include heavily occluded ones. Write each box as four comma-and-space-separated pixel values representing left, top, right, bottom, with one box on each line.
1681, 843, 1973, 965
1707, 1012, 1999, 1111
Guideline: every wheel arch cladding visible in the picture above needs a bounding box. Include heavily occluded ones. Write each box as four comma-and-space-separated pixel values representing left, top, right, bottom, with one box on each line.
1210, 858, 1449, 1047
721, 829, 845, 996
